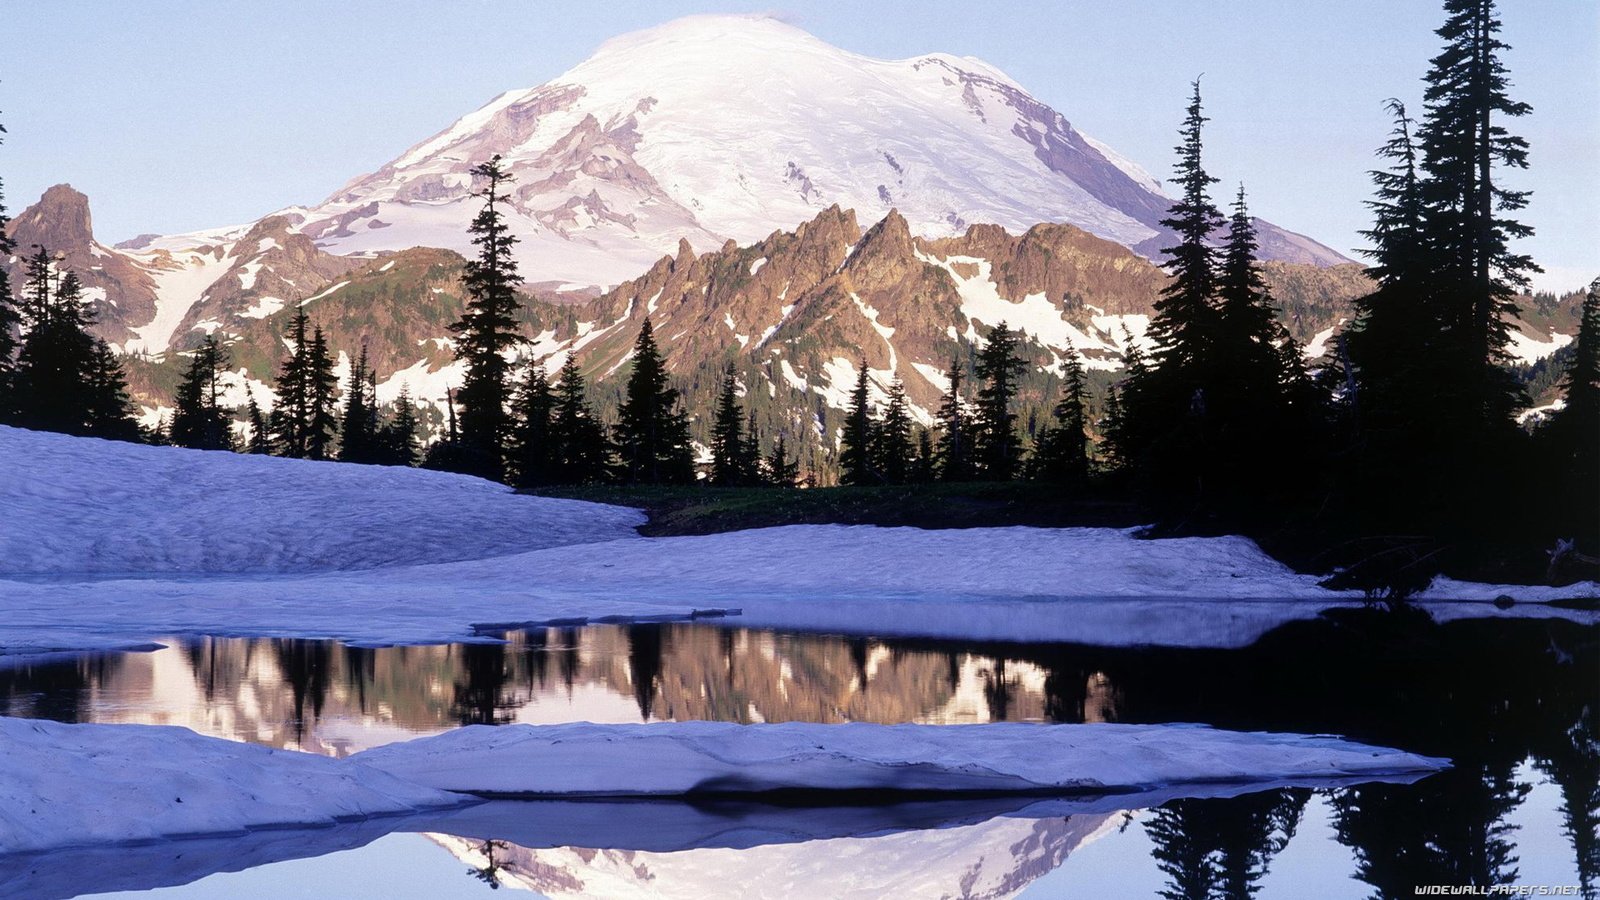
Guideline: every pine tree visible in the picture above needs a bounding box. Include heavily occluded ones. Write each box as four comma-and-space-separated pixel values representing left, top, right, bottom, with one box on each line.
378, 388, 421, 467
245, 388, 272, 454
1543, 277, 1600, 549
0, 114, 19, 420
508, 364, 557, 487
451, 154, 524, 480
305, 326, 339, 460
84, 339, 140, 441
169, 336, 233, 450
1034, 353, 1091, 485
1418, 0, 1538, 428
1214, 186, 1289, 419
935, 355, 975, 481
1147, 79, 1225, 395
271, 309, 313, 457
551, 356, 612, 484
875, 376, 913, 485
15, 262, 99, 435
912, 427, 936, 483
974, 323, 1026, 480
839, 359, 878, 486
339, 346, 380, 463
740, 411, 764, 485
710, 363, 746, 486
764, 432, 800, 487
615, 320, 693, 484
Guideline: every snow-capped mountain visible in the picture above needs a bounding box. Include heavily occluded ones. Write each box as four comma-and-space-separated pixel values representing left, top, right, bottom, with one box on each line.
283, 14, 1348, 287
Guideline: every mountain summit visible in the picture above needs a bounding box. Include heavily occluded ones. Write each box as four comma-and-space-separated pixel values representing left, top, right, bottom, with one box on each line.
285, 14, 1347, 286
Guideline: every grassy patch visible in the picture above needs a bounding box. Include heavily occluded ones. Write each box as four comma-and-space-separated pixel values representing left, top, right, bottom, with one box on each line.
525, 482, 1142, 537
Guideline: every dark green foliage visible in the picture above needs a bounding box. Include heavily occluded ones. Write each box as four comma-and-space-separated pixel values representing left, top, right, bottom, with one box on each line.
973, 323, 1026, 480
306, 326, 339, 461
14, 259, 98, 434
338, 346, 380, 463
451, 155, 524, 480
710, 363, 747, 486
509, 364, 557, 487
935, 355, 976, 482
874, 376, 913, 485
270, 310, 314, 458
84, 339, 140, 441
169, 336, 233, 450
551, 356, 613, 484
377, 388, 421, 467
614, 320, 693, 484
763, 432, 800, 487
1537, 278, 1600, 551
912, 427, 936, 483
838, 359, 878, 486
245, 389, 271, 455
1146, 790, 1309, 900
1149, 79, 1224, 389
1030, 353, 1090, 485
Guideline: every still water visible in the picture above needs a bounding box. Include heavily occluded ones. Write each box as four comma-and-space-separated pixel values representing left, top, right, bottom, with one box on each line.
0, 610, 1595, 899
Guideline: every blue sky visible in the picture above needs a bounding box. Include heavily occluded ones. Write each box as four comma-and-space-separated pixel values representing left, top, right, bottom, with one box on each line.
3, 0, 1595, 291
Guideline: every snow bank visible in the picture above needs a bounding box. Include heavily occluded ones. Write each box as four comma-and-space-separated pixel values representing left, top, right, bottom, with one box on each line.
0, 717, 461, 854
0, 426, 642, 576
355, 721, 1448, 798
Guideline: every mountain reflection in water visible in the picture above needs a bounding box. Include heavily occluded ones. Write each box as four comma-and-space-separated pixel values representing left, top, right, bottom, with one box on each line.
0, 610, 1593, 899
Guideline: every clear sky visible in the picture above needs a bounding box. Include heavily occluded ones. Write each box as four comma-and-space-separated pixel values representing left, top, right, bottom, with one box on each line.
3, 0, 1595, 292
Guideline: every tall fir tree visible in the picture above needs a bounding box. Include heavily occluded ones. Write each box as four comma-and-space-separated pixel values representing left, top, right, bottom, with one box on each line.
245, 388, 272, 455
615, 320, 694, 484
338, 346, 380, 463
764, 432, 800, 487
1417, 0, 1537, 429
1542, 277, 1600, 550
0, 113, 19, 419
973, 323, 1026, 480
1214, 185, 1289, 418
451, 154, 524, 480
935, 355, 975, 481
169, 336, 233, 450
710, 362, 748, 486
15, 261, 99, 435
508, 363, 557, 487
271, 309, 313, 457
305, 326, 339, 460
378, 387, 421, 468
839, 359, 878, 486
551, 356, 612, 484
84, 338, 140, 441
1033, 353, 1091, 485
875, 376, 913, 485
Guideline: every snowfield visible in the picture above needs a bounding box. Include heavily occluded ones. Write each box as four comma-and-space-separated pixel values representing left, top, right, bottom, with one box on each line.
354, 721, 1448, 798
0, 716, 461, 854
0, 715, 1444, 858
0, 426, 1593, 656
0, 426, 642, 576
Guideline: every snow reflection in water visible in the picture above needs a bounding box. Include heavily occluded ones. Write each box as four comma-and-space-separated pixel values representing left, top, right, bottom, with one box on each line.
0, 611, 1594, 899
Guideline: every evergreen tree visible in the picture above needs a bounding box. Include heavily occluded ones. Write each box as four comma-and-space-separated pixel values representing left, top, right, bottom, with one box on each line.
1542, 277, 1600, 549
973, 323, 1026, 480
377, 387, 421, 468
1215, 185, 1289, 419
0, 114, 19, 419
508, 364, 557, 487
710, 363, 746, 486
551, 356, 612, 484
1033, 353, 1090, 485
245, 388, 271, 454
338, 346, 380, 463
84, 339, 140, 441
615, 320, 693, 484
1417, 0, 1538, 428
912, 427, 936, 483
839, 359, 878, 486
935, 355, 975, 481
169, 336, 233, 450
875, 376, 913, 485
15, 262, 99, 435
305, 326, 339, 460
451, 154, 524, 480
271, 310, 313, 458
764, 432, 800, 487
740, 411, 764, 485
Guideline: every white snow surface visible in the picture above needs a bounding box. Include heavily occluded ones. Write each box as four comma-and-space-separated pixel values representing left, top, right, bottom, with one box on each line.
0, 428, 1593, 656
0, 716, 460, 854
0, 426, 641, 576
355, 721, 1448, 797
